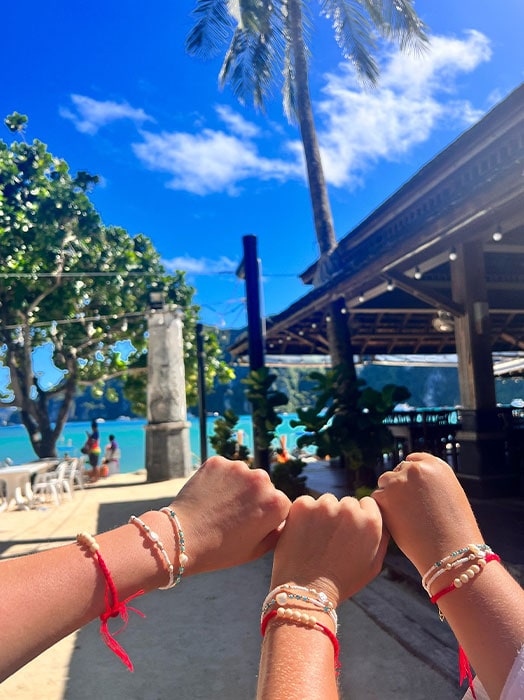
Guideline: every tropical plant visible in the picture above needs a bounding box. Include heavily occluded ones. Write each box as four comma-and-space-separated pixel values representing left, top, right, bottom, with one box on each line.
0, 114, 233, 457
210, 408, 251, 462
242, 366, 288, 469
290, 364, 410, 488
186, 0, 428, 367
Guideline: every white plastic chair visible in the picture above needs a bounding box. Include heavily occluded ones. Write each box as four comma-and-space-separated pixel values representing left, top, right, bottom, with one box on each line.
32, 461, 72, 505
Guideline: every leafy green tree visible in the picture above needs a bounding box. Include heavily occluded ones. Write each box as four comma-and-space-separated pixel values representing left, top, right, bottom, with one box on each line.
187, 0, 427, 368
0, 114, 233, 458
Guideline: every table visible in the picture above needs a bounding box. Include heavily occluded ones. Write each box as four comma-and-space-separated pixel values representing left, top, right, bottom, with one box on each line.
0, 460, 58, 511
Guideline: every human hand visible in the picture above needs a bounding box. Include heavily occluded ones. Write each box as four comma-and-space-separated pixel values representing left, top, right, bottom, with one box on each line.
269, 493, 389, 607
372, 452, 484, 575
170, 456, 291, 576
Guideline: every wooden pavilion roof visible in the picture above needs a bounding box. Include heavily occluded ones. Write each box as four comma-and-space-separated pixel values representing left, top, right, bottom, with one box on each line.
230, 84, 524, 361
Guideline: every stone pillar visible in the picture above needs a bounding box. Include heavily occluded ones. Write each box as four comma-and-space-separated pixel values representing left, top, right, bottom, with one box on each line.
145, 305, 191, 481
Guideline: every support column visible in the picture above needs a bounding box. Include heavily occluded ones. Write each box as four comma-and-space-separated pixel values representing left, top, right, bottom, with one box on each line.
145, 305, 191, 481
451, 241, 517, 496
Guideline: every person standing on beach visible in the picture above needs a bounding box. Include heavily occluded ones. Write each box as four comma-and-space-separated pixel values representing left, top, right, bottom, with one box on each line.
101, 434, 120, 476
85, 419, 101, 482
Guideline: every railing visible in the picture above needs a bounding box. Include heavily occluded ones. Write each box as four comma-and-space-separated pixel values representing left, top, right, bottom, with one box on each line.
382, 407, 524, 477
383, 409, 461, 469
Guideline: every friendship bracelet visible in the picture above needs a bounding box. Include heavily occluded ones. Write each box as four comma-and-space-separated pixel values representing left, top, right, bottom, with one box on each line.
424, 550, 490, 595
129, 515, 174, 590
261, 608, 341, 674
430, 552, 501, 605
262, 583, 337, 621
160, 507, 188, 589
261, 588, 338, 628
421, 544, 492, 590
76, 532, 145, 671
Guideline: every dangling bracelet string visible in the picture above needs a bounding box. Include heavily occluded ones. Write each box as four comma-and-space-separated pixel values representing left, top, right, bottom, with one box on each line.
77, 532, 145, 671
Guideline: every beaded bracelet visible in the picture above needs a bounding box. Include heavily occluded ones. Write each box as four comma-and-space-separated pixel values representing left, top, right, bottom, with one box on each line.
430, 552, 501, 605
261, 584, 338, 628
261, 583, 338, 628
421, 544, 492, 590
129, 515, 175, 590
424, 549, 491, 595
76, 532, 145, 671
261, 608, 341, 674
160, 507, 188, 589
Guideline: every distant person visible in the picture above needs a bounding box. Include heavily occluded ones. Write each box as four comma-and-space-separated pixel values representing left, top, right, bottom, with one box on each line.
101, 434, 120, 476
84, 419, 101, 483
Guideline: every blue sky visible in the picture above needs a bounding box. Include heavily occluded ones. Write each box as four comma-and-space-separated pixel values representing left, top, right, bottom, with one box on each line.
2, 1, 524, 330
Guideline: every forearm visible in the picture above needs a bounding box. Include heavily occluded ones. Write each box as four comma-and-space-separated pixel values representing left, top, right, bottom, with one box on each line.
0, 509, 175, 681
257, 616, 339, 700
435, 563, 524, 699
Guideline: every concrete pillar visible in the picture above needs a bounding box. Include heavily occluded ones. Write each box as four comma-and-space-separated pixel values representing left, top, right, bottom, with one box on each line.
145, 305, 191, 481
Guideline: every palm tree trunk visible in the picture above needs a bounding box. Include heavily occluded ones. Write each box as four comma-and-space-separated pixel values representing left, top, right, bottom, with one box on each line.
287, 0, 356, 371
287, 0, 336, 259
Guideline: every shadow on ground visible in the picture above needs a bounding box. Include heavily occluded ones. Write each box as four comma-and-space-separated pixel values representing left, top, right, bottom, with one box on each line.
63, 498, 272, 700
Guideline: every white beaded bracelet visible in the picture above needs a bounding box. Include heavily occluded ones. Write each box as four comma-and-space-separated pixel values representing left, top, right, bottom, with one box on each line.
421, 544, 492, 591
261, 583, 338, 628
160, 507, 188, 589
129, 515, 175, 590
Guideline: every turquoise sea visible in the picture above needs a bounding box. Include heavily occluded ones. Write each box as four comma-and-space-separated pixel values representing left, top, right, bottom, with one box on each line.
0, 414, 306, 472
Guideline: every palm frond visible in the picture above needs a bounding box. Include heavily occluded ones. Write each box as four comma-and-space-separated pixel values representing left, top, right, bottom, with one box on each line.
186, 0, 234, 58
218, 1, 286, 109
320, 0, 379, 85
364, 0, 428, 51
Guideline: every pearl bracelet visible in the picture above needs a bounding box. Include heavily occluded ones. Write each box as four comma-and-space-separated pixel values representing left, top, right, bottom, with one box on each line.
261, 583, 338, 628
129, 515, 175, 590
421, 544, 492, 591
160, 507, 188, 589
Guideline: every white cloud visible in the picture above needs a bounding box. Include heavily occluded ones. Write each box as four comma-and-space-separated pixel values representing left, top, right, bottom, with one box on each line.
315, 30, 492, 188
60, 94, 154, 135
162, 255, 238, 275
133, 106, 302, 195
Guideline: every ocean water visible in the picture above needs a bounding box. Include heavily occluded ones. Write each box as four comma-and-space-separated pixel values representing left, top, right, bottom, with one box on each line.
0, 414, 306, 472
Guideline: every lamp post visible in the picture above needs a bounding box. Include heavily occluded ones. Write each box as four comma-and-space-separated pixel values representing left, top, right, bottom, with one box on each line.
145, 292, 191, 481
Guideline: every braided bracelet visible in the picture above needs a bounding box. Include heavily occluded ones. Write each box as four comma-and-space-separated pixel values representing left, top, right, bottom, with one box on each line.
261, 608, 341, 674
76, 532, 145, 671
129, 515, 175, 590
160, 507, 188, 589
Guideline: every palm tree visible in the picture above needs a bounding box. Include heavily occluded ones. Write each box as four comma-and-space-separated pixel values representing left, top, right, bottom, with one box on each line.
187, 0, 427, 369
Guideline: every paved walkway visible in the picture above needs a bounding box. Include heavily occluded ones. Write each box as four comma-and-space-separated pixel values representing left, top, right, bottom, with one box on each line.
0, 468, 465, 700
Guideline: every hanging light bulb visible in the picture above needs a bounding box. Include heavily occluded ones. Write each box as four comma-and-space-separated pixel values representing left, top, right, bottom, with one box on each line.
386, 280, 395, 292
358, 293, 365, 303
414, 267, 422, 280
492, 229, 503, 242
449, 247, 458, 262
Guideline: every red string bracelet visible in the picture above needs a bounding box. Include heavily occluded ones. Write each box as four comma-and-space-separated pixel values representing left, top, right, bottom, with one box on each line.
77, 532, 146, 671
430, 551, 501, 700
430, 553, 501, 605
261, 609, 341, 674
